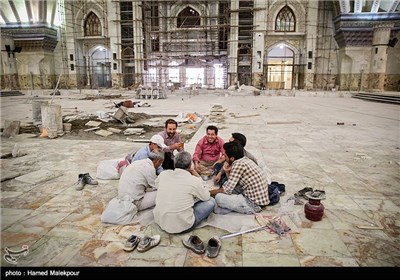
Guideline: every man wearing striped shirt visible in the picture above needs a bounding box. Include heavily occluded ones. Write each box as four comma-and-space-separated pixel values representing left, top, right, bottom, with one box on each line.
210, 141, 270, 214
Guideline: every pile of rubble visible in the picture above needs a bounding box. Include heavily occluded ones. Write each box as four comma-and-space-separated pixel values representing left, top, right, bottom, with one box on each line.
209, 104, 227, 123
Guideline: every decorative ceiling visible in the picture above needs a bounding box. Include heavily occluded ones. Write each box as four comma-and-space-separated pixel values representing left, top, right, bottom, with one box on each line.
338, 0, 400, 13
0, 0, 398, 27
0, 0, 61, 27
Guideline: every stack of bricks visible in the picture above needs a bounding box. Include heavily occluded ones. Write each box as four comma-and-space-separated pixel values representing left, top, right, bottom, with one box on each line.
209, 104, 226, 123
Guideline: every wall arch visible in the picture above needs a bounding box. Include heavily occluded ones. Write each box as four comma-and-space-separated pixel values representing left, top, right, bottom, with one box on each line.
74, 3, 105, 37
268, 0, 305, 33
87, 45, 112, 88
169, 3, 207, 28
265, 42, 300, 89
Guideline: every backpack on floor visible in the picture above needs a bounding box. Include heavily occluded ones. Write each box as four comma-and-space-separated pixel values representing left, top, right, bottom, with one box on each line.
268, 181, 285, 206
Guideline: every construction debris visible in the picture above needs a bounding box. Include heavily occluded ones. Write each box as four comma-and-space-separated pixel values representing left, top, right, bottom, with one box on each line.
123, 128, 145, 135
232, 113, 260, 119
209, 104, 226, 123
94, 129, 114, 137
84, 127, 101, 132
85, 120, 102, 127
2, 120, 20, 138
107, 128, 122, 134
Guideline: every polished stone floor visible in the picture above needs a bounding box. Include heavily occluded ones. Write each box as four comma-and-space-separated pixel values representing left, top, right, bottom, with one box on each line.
1, 89, 399, 267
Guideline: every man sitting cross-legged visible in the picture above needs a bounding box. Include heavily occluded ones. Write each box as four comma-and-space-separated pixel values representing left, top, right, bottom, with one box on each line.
101, 151, 164, 225
153, 151, 216, 234
192, 125, 225, 178
214, 132, 258, 187
210, 141, 269, 215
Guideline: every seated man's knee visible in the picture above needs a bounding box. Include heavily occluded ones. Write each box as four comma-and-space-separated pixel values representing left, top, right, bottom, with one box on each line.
208, 197, 217, 207
214, 193, 226, 206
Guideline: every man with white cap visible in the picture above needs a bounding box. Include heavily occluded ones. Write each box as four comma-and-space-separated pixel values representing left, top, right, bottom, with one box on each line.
121, 134, 167, 175
101, 150, 165, 225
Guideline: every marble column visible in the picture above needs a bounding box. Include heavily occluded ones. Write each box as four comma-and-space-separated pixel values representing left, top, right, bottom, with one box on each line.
133, 1, 144, 84
228, 0, 239, 86
368, 23, 393, 91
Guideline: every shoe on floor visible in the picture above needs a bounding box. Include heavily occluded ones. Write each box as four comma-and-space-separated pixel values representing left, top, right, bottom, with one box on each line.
123, 235, 141, 252
83, 173, 98, 185
137, 235, 160, 252
76, 174, 85, 191
182, 235, 205, 254
294, 187, 313, 198
206, 236, 221, 258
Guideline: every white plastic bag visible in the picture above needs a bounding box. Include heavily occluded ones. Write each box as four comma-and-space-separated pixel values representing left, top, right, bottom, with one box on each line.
101, 196, 138, 225
96, 158, 122, 180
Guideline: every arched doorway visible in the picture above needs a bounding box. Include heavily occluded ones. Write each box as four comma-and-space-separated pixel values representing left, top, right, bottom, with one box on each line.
238, 45, 252, 85
266, 44, 295, 89
89, 46, 112, 88
122, 47, 135, 87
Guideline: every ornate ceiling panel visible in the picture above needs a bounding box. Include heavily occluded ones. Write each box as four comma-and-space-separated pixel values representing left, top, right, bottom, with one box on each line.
338, 0, 400, 13
0, 0, 60, 27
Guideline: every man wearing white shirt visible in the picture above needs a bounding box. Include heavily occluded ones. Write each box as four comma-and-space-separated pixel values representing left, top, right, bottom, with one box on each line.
118, 151, 164, 210
153, 151, 215, 234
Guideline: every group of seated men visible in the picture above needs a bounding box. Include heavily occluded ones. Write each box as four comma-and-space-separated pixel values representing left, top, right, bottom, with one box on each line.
101, 119, 270, 234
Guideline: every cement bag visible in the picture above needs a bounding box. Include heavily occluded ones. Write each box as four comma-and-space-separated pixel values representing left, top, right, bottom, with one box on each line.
101, 196, 138, 225
96, 158, 122, 180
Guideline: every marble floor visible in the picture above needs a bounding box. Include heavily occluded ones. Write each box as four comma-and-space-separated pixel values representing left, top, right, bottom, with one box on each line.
1, 89, 399, 269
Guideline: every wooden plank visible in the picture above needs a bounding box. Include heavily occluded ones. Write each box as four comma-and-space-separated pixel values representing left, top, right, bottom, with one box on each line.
233, 113, 260, 118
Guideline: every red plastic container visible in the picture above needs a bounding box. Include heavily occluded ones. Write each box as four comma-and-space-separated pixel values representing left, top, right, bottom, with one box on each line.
304, 198, 325, 221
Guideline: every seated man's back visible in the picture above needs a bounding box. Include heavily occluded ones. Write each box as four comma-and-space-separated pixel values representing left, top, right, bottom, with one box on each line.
154, 151, 215, 234
101, 151, 164, 225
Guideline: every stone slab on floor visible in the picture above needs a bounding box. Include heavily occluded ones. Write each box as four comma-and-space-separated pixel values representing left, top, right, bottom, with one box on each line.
14, 170, 63, 185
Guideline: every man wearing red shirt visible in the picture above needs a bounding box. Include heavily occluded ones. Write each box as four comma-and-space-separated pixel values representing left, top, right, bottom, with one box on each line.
193, 125, 225, 177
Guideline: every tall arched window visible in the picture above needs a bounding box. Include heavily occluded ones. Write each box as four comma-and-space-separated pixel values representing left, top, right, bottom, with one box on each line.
275, 6, 295, 32
177, 7, 200, 28
84, 12, 101, 36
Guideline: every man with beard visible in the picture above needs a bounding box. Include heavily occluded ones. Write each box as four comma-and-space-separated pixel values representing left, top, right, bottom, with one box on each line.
210, 141, 269, 215
158, 118, 184, 170
214, 132, 258, 187
192, 125, 225, 178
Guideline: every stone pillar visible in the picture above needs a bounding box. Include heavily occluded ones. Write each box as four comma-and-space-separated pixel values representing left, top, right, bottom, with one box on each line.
1, 36, 20, 89
305, 1, 319, 90
228, 0, 239, 86
368, 23, 393, 91
41, 104, 63, 134
133, 1, 144, 84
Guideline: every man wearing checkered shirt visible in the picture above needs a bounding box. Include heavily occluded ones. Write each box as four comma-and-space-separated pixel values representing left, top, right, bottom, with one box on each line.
210, 141, 270, 214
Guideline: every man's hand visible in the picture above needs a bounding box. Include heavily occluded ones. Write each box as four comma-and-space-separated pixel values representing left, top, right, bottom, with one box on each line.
214, 172, 222, 183
171, 143, 181, 150
188, 168, 200, 177
194, 161, 200, 173
210, 188, 224, 197
222, 162, 231, 173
